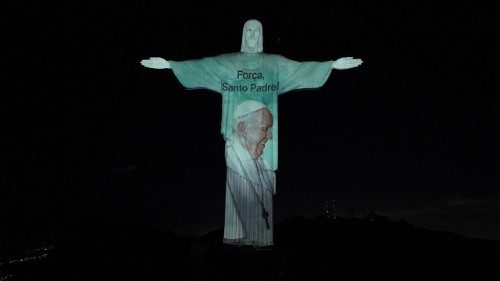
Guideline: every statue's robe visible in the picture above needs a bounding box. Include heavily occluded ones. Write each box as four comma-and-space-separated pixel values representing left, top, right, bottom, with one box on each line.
224, 137, 275, 246
170, 53, 332, 245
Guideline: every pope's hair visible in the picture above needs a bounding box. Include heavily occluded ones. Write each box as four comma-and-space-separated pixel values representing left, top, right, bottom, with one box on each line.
233, 110, 260, 136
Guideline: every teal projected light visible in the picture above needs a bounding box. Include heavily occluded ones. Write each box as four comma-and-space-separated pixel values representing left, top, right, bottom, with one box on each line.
141, 19, 362, 247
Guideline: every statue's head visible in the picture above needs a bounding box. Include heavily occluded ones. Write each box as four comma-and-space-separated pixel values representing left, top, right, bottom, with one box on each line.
241, 19, 263, 54
234, 100, 273, 157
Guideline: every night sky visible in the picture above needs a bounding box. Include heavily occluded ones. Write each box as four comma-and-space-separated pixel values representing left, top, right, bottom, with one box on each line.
6, 1, 499, 241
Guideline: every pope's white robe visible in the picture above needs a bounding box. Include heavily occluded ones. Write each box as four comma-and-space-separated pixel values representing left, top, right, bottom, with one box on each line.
223, 137, 275, 246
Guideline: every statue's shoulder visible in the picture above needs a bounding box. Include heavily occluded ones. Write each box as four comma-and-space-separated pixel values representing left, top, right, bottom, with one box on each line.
264, 53, 286, 60
210, 52, 241, 65
262, 53, 291, 65
214, 52, 240, 59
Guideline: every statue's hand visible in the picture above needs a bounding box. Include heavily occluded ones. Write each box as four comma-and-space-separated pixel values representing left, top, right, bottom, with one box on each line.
140, 57, 171, 69
332, 57, 363, 70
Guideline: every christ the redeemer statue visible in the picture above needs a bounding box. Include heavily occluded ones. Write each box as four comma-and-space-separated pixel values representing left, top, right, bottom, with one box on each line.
141, 19, 362, 247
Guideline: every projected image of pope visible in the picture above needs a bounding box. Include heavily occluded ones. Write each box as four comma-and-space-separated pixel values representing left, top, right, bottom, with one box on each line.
224, 100, 275, 246
140, 19, 363, 247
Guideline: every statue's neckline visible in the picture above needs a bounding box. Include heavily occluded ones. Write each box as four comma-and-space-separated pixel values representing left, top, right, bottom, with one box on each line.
239, 52, 263, 70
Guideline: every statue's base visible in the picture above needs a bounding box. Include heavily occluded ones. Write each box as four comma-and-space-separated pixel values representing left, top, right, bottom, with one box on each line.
189, 242, 285, 281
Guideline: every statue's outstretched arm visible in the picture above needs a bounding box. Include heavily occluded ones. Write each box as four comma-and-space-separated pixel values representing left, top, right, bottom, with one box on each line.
140, 57, 171, 69
332, 57, 363, 70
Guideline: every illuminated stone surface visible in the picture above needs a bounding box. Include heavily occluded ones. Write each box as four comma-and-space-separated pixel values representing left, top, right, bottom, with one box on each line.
140, 19, 362, 246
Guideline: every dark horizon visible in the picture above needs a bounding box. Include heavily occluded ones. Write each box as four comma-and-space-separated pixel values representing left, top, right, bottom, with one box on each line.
5, 1, 499, 244
4, 213, 500, 280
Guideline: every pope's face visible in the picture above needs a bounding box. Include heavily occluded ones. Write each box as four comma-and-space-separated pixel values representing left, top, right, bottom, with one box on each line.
245, 22, 261, 50
241, 109, 273, 157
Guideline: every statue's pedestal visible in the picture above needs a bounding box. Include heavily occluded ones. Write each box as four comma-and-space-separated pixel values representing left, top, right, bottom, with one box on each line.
188, 242, 285, 281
